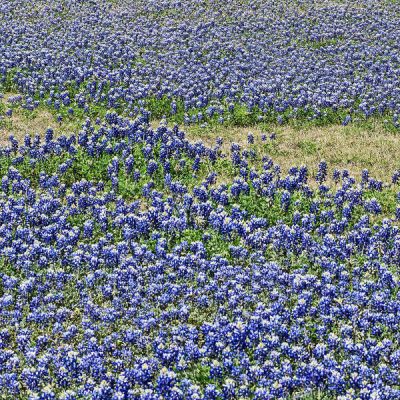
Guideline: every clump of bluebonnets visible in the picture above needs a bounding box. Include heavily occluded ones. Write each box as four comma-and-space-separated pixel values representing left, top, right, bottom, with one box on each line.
1, 0, 400, 125
0, 111, 399, 399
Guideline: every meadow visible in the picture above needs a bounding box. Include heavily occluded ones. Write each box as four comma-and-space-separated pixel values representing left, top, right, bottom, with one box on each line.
1, 1, 400, 399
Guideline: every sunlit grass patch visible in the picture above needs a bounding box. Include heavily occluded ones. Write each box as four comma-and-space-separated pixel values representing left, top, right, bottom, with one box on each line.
3, 96, 399, 191
0, 94, 86, 146
178, 119, 400, 183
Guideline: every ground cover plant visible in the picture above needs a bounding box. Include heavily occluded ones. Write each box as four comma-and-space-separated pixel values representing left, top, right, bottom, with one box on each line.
1, 0, 400, 127
1, 1, 400, 399
1, 114, 400, 399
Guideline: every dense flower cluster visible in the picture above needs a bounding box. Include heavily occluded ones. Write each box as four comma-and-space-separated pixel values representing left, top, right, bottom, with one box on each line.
0, 112, 400, 399
1, 0, 400, 123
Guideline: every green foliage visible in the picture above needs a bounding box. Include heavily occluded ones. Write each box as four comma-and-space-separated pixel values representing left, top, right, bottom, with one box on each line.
182, 363, 211, 386
298, 140, 318, 155
2, 68, 400, 133
364, 187, 398, 219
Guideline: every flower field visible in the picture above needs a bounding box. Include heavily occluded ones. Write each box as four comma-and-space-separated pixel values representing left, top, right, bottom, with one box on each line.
1, 1, 400, 399
2, 0, 400, 126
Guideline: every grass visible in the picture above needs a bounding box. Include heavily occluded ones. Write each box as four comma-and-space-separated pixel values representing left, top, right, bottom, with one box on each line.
0, 94, 86, 146
2, 93, 400, 191
2, 67, 399, 130
156, 118, 400, 183
1, 86, 399, 204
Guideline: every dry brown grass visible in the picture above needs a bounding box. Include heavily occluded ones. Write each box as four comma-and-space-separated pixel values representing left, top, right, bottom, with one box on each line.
263, 122, 400, 182
2, 104, 398, 184
0, 96, 82, 146
152, 120, 400, 182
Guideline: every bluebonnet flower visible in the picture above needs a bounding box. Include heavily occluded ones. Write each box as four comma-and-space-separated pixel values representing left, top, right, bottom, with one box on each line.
392, 170, 400, 185
342, 115, 351, 126
133, 169, 141, 182
364, 198, 382, 215
280, 191, 291, 211
147, 160, 158, 176
316, 160, 327, 184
